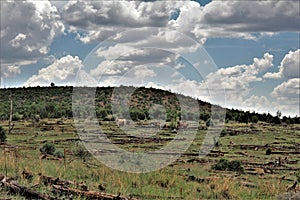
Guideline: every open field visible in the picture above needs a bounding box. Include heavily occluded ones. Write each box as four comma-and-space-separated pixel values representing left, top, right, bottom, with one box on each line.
1, 118, 299, 199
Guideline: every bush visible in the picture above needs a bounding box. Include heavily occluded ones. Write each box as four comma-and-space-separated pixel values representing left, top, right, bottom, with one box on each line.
266, 148, 272, 155
227, 160, 244, 172
73, 143, 90, 160
54, 151, 64, 158
40, 143, 56, 155
212, 159, 244, 172
212, 158, 229, 171
0, 126, 6, 143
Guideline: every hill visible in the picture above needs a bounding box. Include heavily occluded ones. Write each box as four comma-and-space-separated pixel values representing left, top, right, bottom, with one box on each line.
0, 86, 299, 125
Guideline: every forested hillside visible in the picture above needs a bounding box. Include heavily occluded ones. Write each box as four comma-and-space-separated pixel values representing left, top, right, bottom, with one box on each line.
0, 86, 299, 124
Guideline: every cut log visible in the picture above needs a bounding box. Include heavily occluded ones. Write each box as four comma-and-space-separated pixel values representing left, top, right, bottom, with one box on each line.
52, 185, 138, 200
0, 177, 54, 200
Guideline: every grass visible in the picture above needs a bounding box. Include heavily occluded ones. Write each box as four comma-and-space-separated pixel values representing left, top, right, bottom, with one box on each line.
0, 119, 299, 199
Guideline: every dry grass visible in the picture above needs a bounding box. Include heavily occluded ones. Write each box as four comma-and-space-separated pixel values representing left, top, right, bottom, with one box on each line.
0, 120, 299, 199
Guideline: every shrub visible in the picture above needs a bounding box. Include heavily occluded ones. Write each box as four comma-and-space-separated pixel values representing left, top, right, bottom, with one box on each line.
54, 151, 64, 158
212, 159, 244, 172
266, 148, 272, 155
73, 143, 90, 160
0, 126, 6, 143
227, 160, 244, 172
212, 159, 229, 171
40, 143, 56, 155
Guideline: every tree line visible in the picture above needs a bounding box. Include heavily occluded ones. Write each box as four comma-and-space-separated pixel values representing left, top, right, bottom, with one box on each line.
0, 86, 299, 125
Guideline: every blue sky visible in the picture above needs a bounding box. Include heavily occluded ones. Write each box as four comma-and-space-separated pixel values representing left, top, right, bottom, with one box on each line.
0, 0, 299, 116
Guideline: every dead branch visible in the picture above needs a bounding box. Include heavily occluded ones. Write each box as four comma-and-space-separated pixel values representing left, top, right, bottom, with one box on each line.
52, 184, 138, 200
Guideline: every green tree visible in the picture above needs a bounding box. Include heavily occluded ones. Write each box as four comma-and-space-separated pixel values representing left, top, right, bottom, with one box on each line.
251, 115, 259, 123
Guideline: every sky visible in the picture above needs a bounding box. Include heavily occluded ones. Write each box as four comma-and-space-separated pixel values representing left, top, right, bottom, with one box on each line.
0, 0, 299, 117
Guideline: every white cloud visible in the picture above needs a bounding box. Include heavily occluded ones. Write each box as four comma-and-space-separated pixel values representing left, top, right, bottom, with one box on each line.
263, 49, 300, 79
170, 1, 300, 41
2, 0, 298, 69
195, 51, 298, 116
134, 66, 156, 80
90, 47, 177, 78
96, 44, 136, 60
199, 53, 274, 107
60, 1, 300, 50
1, 65, 21, 78
9, 33, 27, 48
241, 95, 271, 113
1, 0, 64, 65
253, 53, 274, 73
24, 55, 83, 87
62, 1, 184, 43
110, 28, 201, 54
271, 78, 300, 116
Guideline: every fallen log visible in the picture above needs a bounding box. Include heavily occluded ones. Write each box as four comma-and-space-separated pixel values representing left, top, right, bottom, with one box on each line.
0, 177, 54, 200
39, 174, 75, 186
52, 185, 138, 200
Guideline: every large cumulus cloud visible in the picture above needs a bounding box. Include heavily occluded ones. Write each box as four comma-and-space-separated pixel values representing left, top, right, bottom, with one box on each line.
170, 1, 300, 41
271, 78, 300, 116
24, 55, 83, 87
264, 49, 300, 79
0, 0, 65, 66
61, 1, 184, 43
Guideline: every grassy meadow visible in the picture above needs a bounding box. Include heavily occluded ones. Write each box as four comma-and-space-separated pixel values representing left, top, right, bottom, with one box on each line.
0, 86, 299, 199
0, 118, 299, 199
